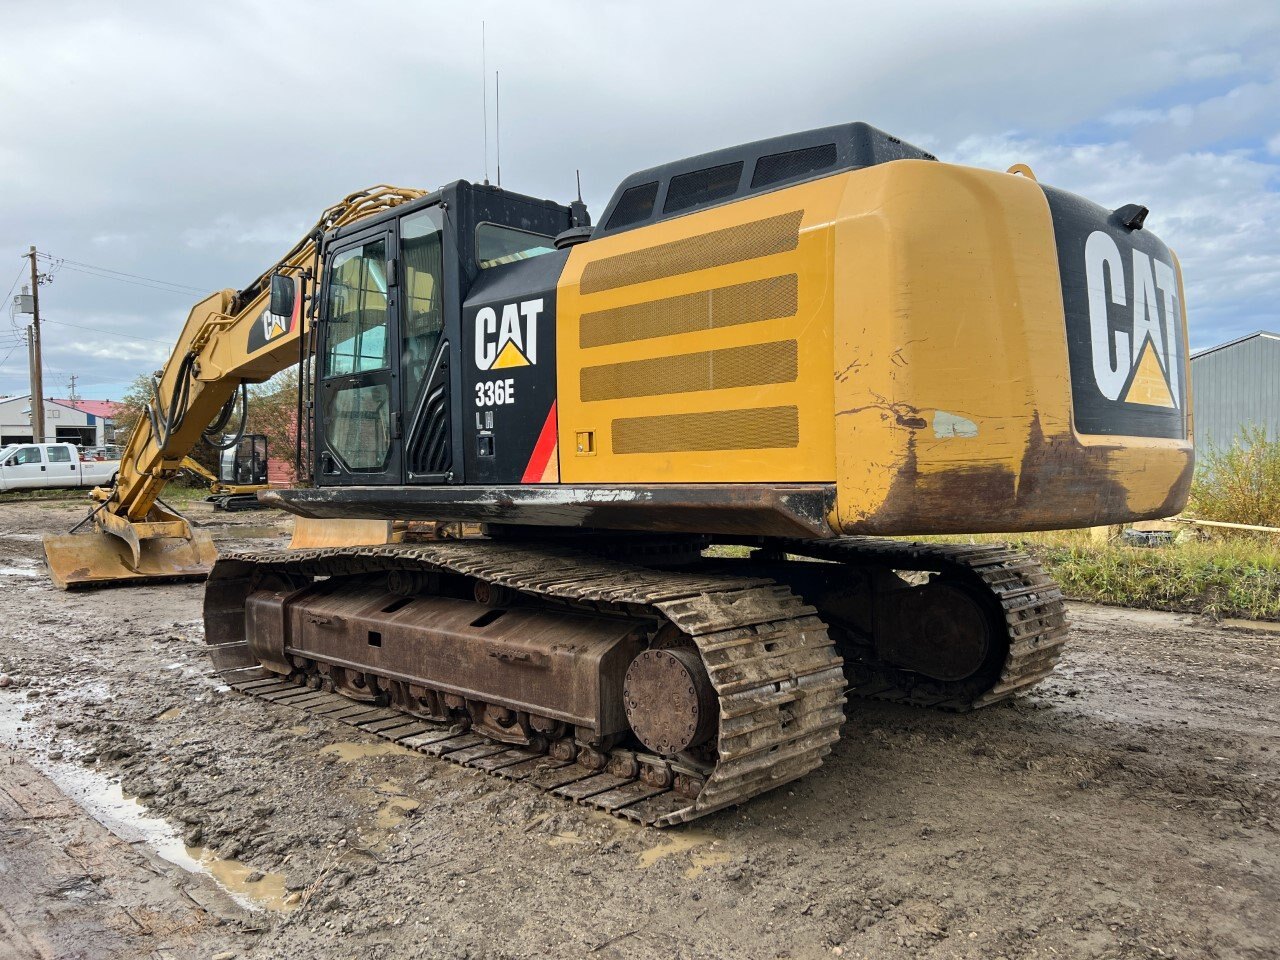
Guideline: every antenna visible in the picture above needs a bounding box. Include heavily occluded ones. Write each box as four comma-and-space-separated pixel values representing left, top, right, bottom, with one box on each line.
495, 70, 502, 187
481, 21, 489, 184
576, 169, 583, 203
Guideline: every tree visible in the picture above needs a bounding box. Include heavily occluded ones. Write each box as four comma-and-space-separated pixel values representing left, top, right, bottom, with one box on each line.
246, 367, 300, 480
107, 365, 304, 484
111, 371, 161, 449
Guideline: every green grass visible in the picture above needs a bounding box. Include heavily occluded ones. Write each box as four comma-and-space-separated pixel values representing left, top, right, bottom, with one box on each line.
1, 479, 210, 509
713, 530, 1280, 620
926, 530, 1280, 621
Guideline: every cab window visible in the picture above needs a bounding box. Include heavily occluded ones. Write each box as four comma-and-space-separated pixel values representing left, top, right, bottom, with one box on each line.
401, 208, 445, 406
47, 446, 72, 463
11, 446, 42, 466
476, 223, 555, 269
324, 239, 389, 377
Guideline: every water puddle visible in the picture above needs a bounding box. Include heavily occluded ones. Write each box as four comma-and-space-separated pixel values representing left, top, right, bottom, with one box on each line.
0, 565, 38, 577
0, 695, 293, 912
185, 847, 295, 911
320, 741, 416, 762
373, 795, 420, 829
636, 829, 721, 869
52, 765, 293, 912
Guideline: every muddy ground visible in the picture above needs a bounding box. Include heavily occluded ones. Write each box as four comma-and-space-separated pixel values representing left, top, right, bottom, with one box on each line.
0, 499, 1277, 960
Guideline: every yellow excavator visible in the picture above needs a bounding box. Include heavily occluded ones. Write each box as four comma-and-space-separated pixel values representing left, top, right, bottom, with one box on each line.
44, 123, 1192, 825
179, 435, 271, 511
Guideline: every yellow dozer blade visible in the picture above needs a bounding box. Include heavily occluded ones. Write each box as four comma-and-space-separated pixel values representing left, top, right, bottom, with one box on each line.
44, 502, 220, 590
44, 529, 218, 589
287, 516, 405, 550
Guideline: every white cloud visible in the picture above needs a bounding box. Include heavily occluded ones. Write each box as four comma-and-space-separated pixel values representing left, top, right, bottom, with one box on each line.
951, 134, 1280, 349
182, 212, 309, 251
0, 0, 1276, 394
1185, 52, 1244, 79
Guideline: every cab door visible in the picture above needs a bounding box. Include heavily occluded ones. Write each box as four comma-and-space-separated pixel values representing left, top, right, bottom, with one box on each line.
3, 445, 47, 490
315, 227, 403, 486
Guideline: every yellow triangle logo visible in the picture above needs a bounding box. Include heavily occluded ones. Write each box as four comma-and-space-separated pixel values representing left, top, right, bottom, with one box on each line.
1123, 339, 1175, 408
492, 339, 529, 368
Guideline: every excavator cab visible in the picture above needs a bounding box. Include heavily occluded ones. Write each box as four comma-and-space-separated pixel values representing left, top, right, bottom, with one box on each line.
311, 182, 582, 493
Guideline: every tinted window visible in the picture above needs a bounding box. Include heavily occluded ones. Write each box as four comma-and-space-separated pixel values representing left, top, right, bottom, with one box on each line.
476, 223, 555, 270
324, 239, 389, 377
47, 446, 72, 462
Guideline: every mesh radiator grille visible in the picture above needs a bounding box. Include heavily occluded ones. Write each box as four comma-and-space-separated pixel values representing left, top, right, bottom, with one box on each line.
751, 143, 838, 188
581, 340, 798, 402
579, 210, 802, 295
611, 406, 799, 454
579, 274, 797, 349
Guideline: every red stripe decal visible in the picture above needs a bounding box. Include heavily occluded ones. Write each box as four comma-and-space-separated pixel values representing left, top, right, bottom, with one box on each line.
521, 400, 558, 483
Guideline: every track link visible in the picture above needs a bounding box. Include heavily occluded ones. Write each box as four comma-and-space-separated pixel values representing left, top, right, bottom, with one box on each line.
781, 537, 1069, 710
205, 541, 846, 827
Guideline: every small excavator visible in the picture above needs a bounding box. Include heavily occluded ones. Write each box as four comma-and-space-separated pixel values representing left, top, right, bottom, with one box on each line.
180, 434, 270, 511
44, 123, 1192, 825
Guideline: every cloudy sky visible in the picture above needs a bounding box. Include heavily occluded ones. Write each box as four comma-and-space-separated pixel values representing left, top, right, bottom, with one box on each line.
1, 0, 1276, 400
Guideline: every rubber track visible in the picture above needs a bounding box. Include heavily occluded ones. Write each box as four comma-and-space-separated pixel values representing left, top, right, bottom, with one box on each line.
781, 537, 1069, 710
209, 541, 847, 827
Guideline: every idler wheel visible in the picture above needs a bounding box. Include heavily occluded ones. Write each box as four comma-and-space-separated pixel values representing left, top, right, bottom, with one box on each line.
623, 647, 717, 756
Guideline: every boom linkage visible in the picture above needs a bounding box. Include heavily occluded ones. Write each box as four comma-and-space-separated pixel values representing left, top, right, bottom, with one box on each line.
43, 185, 425, 589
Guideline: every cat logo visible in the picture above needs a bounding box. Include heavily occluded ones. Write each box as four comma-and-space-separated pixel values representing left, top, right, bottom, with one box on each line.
246, 303, 295, 354
261, 308, 289, 343
1084, 230, 1181, 409
474, 298, 544, 371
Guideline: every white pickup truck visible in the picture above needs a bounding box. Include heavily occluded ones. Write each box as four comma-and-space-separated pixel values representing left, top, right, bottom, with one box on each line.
0, 442, 118, 493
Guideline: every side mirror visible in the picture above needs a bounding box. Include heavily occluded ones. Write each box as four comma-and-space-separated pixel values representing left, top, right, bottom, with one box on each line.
269, 272, 295, 317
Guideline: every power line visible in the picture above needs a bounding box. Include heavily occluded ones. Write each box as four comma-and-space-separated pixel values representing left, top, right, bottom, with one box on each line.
37, 252, 206, 292
49, 262, 204, 295
2, 263, 26, 308
35, 253, 206, 294
41, 318, 173, 345
4, 264, 27, 336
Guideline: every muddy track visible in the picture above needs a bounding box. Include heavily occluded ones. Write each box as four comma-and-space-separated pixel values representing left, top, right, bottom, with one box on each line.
204, 536, 1067, 825
782, 538, 1070, 710
206, 540, 847, 826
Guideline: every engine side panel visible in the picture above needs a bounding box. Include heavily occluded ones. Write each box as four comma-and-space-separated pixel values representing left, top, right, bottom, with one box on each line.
555, 177, 843, 484
828, 161, 1193, 534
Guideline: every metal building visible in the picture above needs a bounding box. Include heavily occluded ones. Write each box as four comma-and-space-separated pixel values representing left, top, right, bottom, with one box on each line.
1190, 331, 1280, 457
0, 395, 117, 447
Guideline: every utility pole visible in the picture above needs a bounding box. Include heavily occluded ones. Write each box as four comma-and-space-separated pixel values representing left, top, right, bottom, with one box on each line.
67, 374, 79, 403
26, 246, 44, 443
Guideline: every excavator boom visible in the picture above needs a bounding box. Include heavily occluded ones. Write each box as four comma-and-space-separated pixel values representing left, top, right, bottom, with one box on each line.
44, 186, 425, 588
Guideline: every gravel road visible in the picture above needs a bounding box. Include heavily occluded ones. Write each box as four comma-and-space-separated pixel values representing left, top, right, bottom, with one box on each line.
1, 499, 1277, 960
